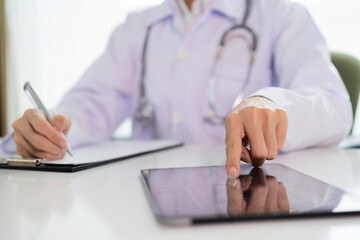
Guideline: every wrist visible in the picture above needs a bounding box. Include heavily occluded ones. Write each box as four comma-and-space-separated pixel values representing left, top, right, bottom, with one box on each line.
234, 95, 286, 112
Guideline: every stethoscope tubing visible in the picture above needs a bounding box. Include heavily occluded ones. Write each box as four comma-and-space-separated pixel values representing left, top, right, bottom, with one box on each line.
137, 0, 257, 124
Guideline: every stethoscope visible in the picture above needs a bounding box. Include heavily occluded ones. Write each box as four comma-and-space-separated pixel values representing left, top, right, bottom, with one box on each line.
135, 0, 257, 125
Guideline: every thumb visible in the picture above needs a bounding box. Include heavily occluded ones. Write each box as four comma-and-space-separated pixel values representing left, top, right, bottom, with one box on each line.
50, 114, 71, 135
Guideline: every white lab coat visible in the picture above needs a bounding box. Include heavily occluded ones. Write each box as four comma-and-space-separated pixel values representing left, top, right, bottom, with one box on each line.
0, 0, 352, 153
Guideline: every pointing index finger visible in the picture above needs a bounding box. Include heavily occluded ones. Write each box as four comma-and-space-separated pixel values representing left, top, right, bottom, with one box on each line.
225, 114, 244, 179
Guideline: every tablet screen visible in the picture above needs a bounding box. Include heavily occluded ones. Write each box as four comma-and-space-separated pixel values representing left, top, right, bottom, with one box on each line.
141, 164, 360, 225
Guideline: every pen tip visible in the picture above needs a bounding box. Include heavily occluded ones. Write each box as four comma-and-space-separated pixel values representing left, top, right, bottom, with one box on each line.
67, 150, 74, 157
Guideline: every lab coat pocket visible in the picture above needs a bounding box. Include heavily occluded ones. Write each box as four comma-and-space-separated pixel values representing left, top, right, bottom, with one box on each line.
243, 66, 272, 97
201, 63, 248, 143
210, 63, 250, 117
202, 64, 272, 143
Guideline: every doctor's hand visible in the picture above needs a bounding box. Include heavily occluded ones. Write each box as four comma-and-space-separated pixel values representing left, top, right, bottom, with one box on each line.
12, 109, 72, 160
225, 96, 288, 179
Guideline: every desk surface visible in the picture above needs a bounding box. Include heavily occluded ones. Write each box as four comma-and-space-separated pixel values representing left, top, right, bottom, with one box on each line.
1, 145, 360, 240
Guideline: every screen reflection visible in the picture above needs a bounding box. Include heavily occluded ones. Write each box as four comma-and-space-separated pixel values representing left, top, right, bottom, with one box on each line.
142, 164, 348, 220
227, 168, 290, 216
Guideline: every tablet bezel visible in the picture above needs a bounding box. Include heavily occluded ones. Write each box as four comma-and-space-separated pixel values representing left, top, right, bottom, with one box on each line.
141, 164, 360, 226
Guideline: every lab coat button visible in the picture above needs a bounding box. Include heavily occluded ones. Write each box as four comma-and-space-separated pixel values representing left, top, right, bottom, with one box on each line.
177, 48, 188, 59
172, 114, 182, 124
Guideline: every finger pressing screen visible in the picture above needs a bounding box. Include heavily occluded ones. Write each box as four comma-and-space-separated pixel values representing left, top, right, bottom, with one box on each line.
225, 114, 244, 179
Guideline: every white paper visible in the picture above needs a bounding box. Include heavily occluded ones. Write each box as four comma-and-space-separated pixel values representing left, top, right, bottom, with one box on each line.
41, 140, 183, 165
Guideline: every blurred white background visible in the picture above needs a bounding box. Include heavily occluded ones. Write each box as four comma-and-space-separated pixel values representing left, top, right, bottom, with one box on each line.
5, 0, 360, 136
5, 0, 163, 137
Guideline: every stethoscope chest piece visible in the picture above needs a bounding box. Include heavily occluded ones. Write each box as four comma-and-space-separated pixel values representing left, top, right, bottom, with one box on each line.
135, 101, 154, 123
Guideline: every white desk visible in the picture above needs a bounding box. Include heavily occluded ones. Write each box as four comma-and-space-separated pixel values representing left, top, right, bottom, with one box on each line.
1, 145, 360, 240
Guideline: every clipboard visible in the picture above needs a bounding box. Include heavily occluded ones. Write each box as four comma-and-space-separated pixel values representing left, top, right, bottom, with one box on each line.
0, 140, 183, 172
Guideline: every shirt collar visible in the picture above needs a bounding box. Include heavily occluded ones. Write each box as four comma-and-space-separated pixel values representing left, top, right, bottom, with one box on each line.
172, 0, 216, 33
142, 1, 173, 27
210, 0, 244, 22
143, 0, 244, 27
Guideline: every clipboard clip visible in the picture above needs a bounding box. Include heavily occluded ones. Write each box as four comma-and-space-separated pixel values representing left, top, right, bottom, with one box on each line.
0, 156, 42, 167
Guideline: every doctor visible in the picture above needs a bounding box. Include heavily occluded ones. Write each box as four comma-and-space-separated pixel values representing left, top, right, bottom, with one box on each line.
5, 0, 352, 179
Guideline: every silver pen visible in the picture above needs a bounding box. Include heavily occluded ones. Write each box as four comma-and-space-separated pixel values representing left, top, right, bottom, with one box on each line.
23, 82, 74, 157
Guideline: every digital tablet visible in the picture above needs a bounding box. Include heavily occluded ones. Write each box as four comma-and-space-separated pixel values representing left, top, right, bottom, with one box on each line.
141, 163, 360, 225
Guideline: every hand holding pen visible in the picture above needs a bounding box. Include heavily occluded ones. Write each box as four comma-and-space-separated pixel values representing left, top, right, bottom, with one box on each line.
11, 82, 73, 160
